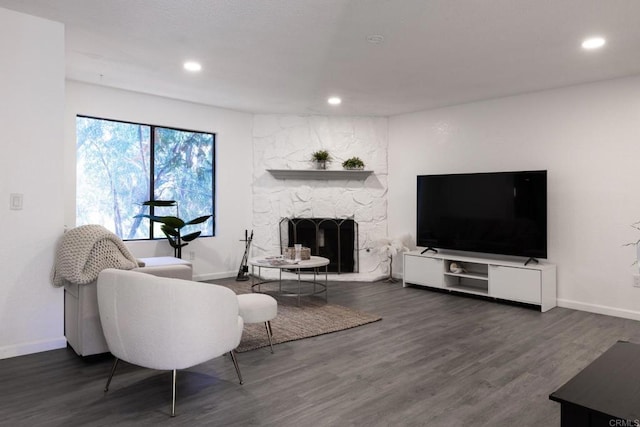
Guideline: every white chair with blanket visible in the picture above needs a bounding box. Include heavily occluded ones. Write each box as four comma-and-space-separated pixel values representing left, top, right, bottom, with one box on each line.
53, 224, 193, 356
97, 269, 244, 417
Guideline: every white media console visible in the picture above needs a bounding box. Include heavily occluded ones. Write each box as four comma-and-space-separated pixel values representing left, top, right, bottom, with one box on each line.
403, 251, 557, 312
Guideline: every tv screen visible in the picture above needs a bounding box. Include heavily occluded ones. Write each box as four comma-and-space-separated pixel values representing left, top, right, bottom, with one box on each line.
417, 171, 547, 259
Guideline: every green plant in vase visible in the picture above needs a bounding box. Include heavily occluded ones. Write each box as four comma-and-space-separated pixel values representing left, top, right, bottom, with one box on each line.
342, 157, 365, 170
135, 200, 212, 259
311, 150, 331, 169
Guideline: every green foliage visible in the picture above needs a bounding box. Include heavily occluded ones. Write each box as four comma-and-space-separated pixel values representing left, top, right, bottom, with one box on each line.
76, 117, 214, 241
311, 150, 331, 162
76, 117, 151, 239
342, 157, 365, 169
135, 200, 212, 258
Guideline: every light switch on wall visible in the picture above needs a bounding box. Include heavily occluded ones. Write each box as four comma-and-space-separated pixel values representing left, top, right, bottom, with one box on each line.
10, 193, 23, 210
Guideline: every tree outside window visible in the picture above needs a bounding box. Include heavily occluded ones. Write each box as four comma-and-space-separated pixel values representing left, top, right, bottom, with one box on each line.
76, 116, 214, 240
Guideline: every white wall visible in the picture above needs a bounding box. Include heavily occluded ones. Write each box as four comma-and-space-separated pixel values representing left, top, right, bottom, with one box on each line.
0, 9, 66, 358
388, 75, 640, 320
65, 82, 254, 280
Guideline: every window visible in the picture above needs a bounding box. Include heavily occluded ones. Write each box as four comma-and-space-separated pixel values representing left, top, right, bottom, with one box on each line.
76, 116, 215, 240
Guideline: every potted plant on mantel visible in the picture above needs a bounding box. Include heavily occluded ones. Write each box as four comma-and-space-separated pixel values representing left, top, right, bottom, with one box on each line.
311, 150, 331, 169
135, 200, 212, 259
342, 156, 365, 170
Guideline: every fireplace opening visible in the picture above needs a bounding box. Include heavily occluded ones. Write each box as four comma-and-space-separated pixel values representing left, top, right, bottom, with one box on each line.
279, 217, 358, 273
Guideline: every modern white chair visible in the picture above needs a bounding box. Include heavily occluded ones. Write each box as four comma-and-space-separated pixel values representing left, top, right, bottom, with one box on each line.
97, 269, 244, 417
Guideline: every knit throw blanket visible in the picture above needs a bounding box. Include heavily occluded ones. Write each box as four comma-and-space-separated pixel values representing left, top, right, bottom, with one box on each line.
52, 224, 138, 287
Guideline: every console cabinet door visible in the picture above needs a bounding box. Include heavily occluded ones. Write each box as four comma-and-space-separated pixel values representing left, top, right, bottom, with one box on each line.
489, 265, 541, 304
404, 255, 444, 288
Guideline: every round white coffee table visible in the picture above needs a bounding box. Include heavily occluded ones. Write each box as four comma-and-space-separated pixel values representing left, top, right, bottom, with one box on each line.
248, 256, 329, 305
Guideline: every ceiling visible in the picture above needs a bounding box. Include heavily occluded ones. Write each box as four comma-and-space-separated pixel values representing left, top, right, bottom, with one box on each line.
2, 0, 640, 116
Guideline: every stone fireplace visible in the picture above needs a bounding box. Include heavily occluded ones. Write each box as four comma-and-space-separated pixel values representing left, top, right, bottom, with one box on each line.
251, 114, 390, 280
280, 217, 358, 273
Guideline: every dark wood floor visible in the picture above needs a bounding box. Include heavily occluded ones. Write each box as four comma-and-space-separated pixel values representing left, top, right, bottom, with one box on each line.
3, 278, 640, 426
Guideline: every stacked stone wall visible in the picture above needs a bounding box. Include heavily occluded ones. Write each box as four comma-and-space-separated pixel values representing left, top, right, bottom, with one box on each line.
252, 115, 389, 277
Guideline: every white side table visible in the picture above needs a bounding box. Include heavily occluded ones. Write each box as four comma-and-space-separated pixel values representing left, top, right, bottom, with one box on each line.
248, 256, 330, 305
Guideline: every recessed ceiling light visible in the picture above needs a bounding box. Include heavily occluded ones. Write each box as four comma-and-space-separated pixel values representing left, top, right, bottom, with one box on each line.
327, 97, 342, 105
581, 37, 606, 50
183, 61, 202, 72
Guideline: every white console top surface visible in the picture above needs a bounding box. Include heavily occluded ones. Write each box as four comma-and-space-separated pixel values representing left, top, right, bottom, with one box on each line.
406, 250, 555, 270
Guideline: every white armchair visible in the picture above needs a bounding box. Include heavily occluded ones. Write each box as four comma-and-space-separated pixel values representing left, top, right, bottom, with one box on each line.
97, 269, 244, 417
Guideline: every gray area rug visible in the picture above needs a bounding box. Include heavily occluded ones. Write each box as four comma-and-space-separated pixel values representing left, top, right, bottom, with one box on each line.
221, 281, 382, 352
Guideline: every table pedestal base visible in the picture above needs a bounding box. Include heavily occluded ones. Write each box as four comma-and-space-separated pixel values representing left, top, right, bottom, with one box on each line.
250, 265, 328, 305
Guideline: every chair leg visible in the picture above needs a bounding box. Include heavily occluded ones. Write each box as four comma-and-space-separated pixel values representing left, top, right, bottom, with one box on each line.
104, 357, 120, 392
229, 351, 243, 385
171, 369, 177, 417
265, 321, 274, 354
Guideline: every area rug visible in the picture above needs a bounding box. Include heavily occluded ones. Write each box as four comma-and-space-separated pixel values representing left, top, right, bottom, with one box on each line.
221, 281, 382, 352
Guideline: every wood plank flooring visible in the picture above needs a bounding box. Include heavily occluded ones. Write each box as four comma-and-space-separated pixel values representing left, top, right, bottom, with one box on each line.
3, 278, 640, 426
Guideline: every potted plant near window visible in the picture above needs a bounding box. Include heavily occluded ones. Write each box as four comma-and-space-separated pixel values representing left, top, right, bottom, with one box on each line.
312, 150, 331, 169
135, 200, 212, 259
342, 157, 365, 170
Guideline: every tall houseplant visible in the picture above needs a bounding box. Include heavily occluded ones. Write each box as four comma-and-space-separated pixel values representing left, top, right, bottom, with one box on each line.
135, 200, 211, 259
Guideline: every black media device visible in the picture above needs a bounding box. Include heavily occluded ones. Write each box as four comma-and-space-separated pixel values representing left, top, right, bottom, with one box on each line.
416, 170, 547, 260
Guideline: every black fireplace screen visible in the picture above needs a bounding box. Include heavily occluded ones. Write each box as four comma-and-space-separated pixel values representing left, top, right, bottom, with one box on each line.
279, 217, 358, 273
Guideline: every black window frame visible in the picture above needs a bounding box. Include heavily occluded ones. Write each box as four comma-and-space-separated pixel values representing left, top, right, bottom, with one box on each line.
76, 114, 216, 240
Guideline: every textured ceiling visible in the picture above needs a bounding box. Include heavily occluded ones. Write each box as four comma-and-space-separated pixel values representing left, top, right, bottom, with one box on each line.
1, 0, 640, 116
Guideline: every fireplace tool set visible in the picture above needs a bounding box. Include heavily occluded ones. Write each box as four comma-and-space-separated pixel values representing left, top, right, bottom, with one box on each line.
236, 229, 253, 281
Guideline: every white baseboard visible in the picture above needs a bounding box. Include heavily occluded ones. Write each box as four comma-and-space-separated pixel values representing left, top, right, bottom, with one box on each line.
0, 337, 67, 360
557, 298, 640, 321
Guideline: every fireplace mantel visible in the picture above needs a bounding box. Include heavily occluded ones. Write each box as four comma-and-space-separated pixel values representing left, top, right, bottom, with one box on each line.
267, 169, 373, 180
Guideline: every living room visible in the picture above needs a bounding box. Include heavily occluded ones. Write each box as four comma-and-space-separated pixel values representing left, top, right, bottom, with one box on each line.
2, 1, 640, 425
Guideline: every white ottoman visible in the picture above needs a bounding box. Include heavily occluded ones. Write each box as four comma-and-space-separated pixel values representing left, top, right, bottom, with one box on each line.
237, 294, 278, 353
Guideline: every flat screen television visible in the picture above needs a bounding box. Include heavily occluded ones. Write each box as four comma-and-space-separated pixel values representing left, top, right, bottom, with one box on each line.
417, 170, 547, 259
